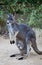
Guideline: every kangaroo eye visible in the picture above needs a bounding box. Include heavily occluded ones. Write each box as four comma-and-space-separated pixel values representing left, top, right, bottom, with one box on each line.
7, 22, 9, 24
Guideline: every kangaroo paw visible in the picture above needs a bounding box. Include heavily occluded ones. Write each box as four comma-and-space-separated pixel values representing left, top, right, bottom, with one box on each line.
10, 54, 16, 57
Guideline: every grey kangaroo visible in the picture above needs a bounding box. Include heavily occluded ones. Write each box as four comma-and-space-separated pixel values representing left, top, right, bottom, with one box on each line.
6, 14, 42, 60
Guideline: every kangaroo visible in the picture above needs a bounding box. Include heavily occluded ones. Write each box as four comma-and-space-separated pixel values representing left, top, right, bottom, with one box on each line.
6, 14, 42, 60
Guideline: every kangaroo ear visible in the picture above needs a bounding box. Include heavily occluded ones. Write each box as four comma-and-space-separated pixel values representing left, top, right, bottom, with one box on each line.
10, 14, 17, 23
7, 13, 13, 20
12, 16, 16, 23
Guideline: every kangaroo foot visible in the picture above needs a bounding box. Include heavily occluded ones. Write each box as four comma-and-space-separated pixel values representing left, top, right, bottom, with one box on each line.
18, 57, 24, 60
16, 56, 24, 60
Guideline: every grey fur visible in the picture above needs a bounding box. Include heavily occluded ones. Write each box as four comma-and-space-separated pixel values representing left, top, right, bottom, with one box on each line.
6, 14, 42, 59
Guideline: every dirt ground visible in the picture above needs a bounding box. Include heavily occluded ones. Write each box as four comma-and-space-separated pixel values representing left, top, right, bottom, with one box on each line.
0, 29, 42, 65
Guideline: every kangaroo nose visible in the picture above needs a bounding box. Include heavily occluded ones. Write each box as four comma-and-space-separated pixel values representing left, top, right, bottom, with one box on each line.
10, 40, 15, 44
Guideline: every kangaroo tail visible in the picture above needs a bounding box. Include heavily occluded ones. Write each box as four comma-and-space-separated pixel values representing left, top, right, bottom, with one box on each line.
31, 38, 42, 55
